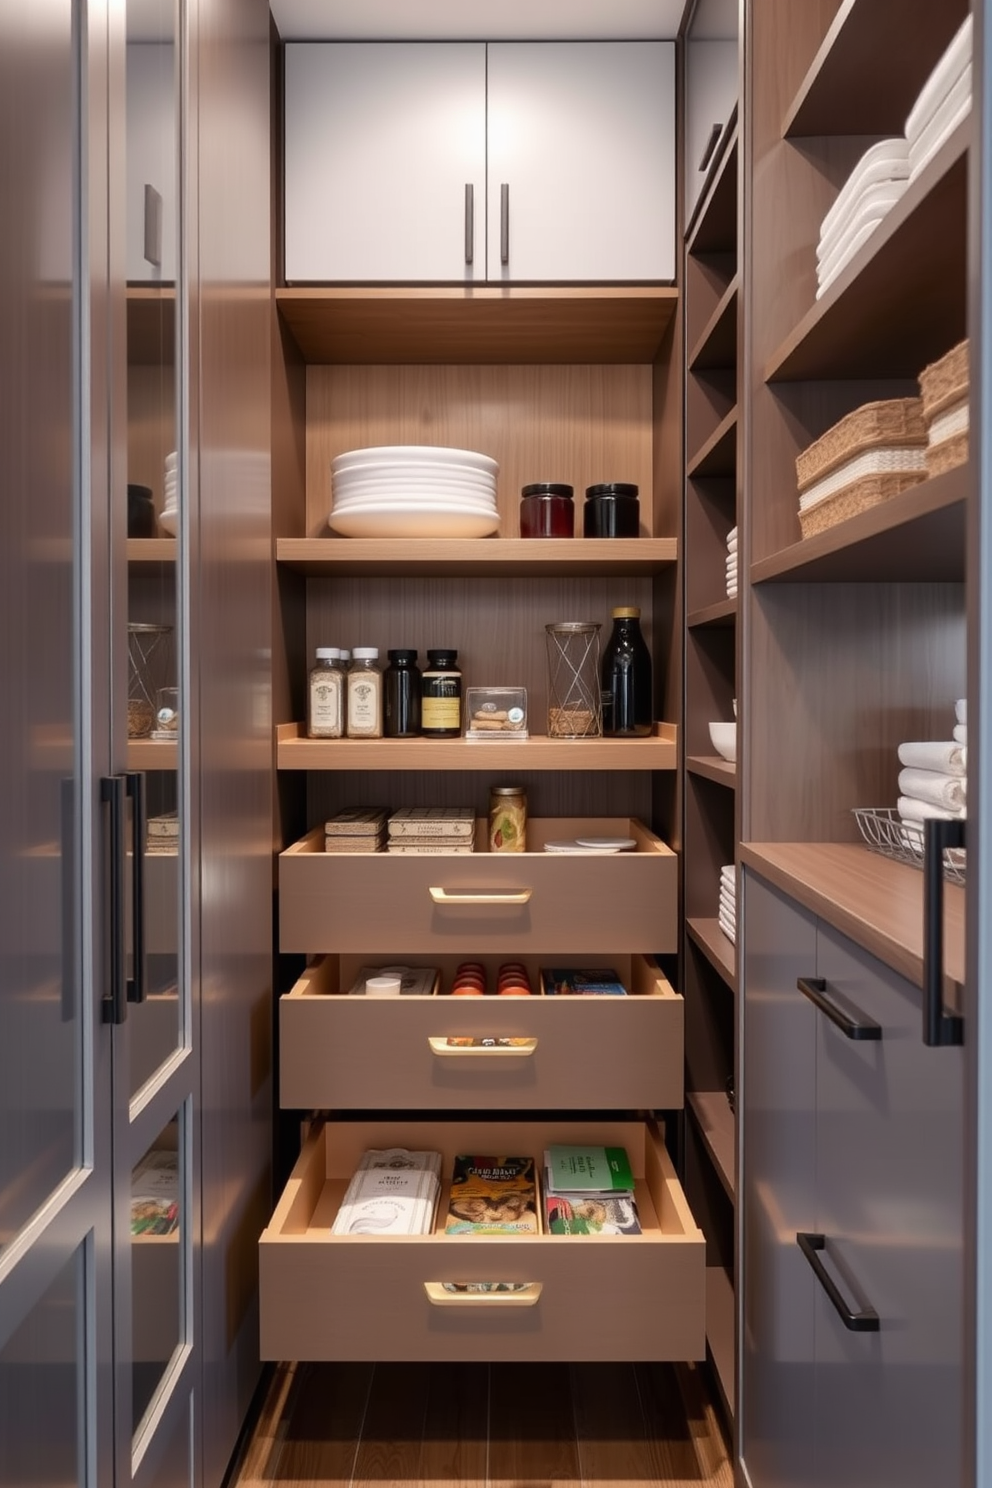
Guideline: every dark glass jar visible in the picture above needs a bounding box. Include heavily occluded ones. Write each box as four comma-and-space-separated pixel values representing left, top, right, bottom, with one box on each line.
127, 483, 156, 537
601, 606, 653, 737
584, 483, 640, 538
383, 649, 421, 738
421, 649, 461, 737
520, 483, 574, 538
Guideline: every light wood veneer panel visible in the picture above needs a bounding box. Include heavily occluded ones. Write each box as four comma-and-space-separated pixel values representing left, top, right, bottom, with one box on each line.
277, 722, 677, 772
276, 535, 677, 575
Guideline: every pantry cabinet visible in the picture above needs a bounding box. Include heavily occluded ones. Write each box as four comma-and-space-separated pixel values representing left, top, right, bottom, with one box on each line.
283, 41, 675, 284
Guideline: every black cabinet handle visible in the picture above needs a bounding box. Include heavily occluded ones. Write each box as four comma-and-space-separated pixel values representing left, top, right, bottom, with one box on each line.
923, 818, 965, 1046
464, 183, 474, 265
797, 976, 881, 1040
797, 1232, 879, 1333
101, 776, 127, 1025
500, 183, 509, 265
126, 771, 147, 1003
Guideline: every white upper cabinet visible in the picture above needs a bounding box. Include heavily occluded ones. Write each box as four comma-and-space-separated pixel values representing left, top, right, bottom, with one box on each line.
284, 42, 487, 283
283, 40, 675, 283
486, 42, 674, 282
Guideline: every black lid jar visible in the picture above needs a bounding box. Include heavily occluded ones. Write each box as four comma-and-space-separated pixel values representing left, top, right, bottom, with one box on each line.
127, 483, 156, 538
421, 649, 461, 738
583, 482, 640, 539
520, 482, 574, 539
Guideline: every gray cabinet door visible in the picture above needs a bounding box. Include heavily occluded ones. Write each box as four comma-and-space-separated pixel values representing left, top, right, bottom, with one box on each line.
812, 923, 964, 1488
741, 873, 819, 1488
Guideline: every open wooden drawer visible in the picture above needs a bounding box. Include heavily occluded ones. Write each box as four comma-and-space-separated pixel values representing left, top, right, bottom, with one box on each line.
279, 954, 683, 1111
279, 818, 677, 954
259, 1118, 705, 1362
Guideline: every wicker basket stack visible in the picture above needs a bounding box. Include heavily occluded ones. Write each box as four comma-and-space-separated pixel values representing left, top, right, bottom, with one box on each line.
795, 398, 928, 539
918, 338, 969, 478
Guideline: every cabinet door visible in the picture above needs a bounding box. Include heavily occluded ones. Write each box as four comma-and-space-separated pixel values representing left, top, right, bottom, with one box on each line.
486, 42, 675, 283
812, 923, 964, 1488
740, 873, 818, 1488
284, 42, 486, 283
126, 41, 176, 282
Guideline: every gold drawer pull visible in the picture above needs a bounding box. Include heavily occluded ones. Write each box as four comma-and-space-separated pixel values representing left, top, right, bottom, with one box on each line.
427, 1036, 538, 1057
424, 1281, 542, 1308
429, 886, 531, 905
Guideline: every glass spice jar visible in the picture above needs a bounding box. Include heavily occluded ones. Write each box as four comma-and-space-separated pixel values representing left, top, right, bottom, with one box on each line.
307, 647, 345, 738
520, 483, 574, 538
421, 649, 461, 738
383, 649, 421, 738
489, 786, 527, 853
346, 647, 383, 738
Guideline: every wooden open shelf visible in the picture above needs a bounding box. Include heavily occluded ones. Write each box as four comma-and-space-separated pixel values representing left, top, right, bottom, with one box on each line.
687, 409, 737, 480
687, 596, 737, 629
276, 721, 678, 772
688, 276, 738, 372
686, 114, 738, 255
687, 1090, 735, 1200
686, 756, 736, 788
127, 738, 177, 771
783, 0, 971, 137
740, 841, 965, 994
127, 538, 177, 565
276, 536, 677, 576
127, 285, 176, 364
706, 1263, 735, 1419
687, 917, 737, 994
766, 120, 969, 382
751, 463, 968, 583
276, 285, 679, 366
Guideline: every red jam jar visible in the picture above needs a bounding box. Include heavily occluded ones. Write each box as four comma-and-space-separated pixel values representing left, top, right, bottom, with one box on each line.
519, 483, 574, 538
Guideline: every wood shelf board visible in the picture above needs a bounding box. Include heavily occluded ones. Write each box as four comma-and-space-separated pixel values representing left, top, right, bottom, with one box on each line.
687, 1091, 735, 1201
276, 721, 678, 772
751, 463, 968, 583
740, 841, 965, 994
127, 285, 176, 364
276, 536, 677, 575
276, 286, 679, 366
686, 917, 737, 993
688, 276, 739, 372
784, 0, 971, 137
766, 121, 969, 382
127, 538, 177, 565
687, 408, 737, 479
687, 596, 737, 629
705, 1264, 736, 1420
127, 739, 177, 771
686, 755, 737, 788
686, 114, 739, 255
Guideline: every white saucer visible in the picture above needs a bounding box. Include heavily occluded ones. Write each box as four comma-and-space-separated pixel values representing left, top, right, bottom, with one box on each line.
543, 840, 627, 854
327, 503, 500, 539
575, 837, 637, 851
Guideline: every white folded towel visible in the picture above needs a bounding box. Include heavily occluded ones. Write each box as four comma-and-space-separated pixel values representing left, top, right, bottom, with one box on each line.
956, 699, 967, 724
817, 178, 909, 267
718, 912, 736, 945
898, 794, 965, 823
726, 582, 738, 598
953, 723, 967, 744
820, 138, 910, 241
897, 740, 966, 776
898, 767, 966, 812
726, 532, 738, 553
719, 882, 735, 907
908, 66, 972, 182
720, 864, 735, 885
906, 16, 973, 140
817, 217, 887, 299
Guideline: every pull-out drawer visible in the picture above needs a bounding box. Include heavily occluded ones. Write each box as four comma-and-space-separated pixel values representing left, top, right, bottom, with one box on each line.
259, 1118, 704, 1362
279, 953, 683, 1111
279, 818, 677, 954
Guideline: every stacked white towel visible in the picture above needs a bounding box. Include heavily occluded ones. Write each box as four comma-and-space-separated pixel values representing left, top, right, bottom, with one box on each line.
906, 17, 973, 183
719, 863, 736, 945
816, 138, 910, 299
160, 451, 178, 536
726, 526, 738, 600
896, 729, 967, 824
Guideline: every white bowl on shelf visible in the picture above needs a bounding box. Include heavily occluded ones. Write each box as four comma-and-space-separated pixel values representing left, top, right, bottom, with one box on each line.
331, 444, 498, 474
708, 721, 736, 763
327, 502, 500, 539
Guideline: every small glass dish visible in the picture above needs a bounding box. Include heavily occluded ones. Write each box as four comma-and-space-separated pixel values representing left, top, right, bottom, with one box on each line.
464, 687, 528, 740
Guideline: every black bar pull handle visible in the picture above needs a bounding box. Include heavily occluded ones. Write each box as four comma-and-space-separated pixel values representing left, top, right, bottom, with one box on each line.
464, 183, 474, 264
101, 775, 127, 1025
126, 771, 147, 1003
797, 976, 881, 1041
923, 818, 965, 1047
797, 1232, 880, 1333
500, 183, 509, 265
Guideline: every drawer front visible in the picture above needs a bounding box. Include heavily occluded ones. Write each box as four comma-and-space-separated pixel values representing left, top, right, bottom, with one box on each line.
259, 1119, 704, 1363
279, 955, 683, 1111
279, 820, 677, 954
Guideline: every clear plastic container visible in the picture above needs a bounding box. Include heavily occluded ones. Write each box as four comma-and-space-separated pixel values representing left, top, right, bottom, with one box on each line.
465, 687, 528, 740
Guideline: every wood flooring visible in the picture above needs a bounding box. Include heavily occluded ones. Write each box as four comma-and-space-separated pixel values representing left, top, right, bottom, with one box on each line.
229, 1361, 733, 1488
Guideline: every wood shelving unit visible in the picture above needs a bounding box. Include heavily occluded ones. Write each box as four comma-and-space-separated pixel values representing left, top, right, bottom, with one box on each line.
276, 536, 677, 577
687, 597, 737, 629
127, 538, 177, 565
687, 1090, 735, 1200
686, 917, 737, 994
686, 408, 737, 479
685, 756, 735, 787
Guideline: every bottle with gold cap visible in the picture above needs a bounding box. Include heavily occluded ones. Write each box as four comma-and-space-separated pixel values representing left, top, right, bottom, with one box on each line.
601, 606, 653, 736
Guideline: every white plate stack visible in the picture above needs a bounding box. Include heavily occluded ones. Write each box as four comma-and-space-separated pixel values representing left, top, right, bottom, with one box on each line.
160, 451, 178, 535
327, 445, 500, 539
906, 16, 972, 184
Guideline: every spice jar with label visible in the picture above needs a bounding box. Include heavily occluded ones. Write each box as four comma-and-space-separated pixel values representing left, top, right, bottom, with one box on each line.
307, 648, 345, 738
383, 649, 421, 738
346, 648, 383, 738
489, 786, 528, 852
421, 649, 462, 737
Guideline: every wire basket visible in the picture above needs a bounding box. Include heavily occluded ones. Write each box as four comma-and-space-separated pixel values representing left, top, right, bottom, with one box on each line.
852, 807, 966, 885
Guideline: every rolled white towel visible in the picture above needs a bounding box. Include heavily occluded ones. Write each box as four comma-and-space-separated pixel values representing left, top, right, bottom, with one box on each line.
953, 723, 967, 744
720, 864, 736, 885
718, 912, 736, 945
719, 888, 735, 916
897, 740, 966, 776
726, 532, 738, 553
726, 583, 738, 599
956, 699, 967, 724
898, 767, 966, 812
898, 794, 965, 823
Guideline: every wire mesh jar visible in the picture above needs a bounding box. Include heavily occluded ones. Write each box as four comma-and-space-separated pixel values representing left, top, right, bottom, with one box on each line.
544, 622, 602, 738
127, 623, 174, 738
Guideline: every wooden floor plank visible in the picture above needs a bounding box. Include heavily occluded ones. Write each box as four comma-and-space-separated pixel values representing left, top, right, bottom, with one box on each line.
488, 1362, 582, 1488
570, 1362, 666, 1487
416, 1361, 489, 1488
351, 1363, 432, 1488
671, 1363, 733, 1488
233, 1362, 374, 1488
634, 1363, 732, 1487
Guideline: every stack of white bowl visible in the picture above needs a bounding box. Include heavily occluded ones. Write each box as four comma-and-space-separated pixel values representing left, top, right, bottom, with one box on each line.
327, 446, 500, 539
159, 451, 178, 535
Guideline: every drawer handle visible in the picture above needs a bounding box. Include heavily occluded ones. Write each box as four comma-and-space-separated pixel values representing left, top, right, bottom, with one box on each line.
424, 1281, 542, 1308
797, 1232, 879, 1333
429, 886, 531, 905
796, 977, 881, 1041
427, 1036, 538, 1057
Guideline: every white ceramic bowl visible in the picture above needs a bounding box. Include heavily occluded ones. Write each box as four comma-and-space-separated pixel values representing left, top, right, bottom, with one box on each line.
331, 486, 497, 511
327, 502, 500, 539
708, 721, 736, 763
332, 445, 498, 475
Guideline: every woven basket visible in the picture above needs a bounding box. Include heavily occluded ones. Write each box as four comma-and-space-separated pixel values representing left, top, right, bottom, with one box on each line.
796, 398, 927, 489
798, 470, 926, 539
919, 339, 969, 421
926, 428, 969, 478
